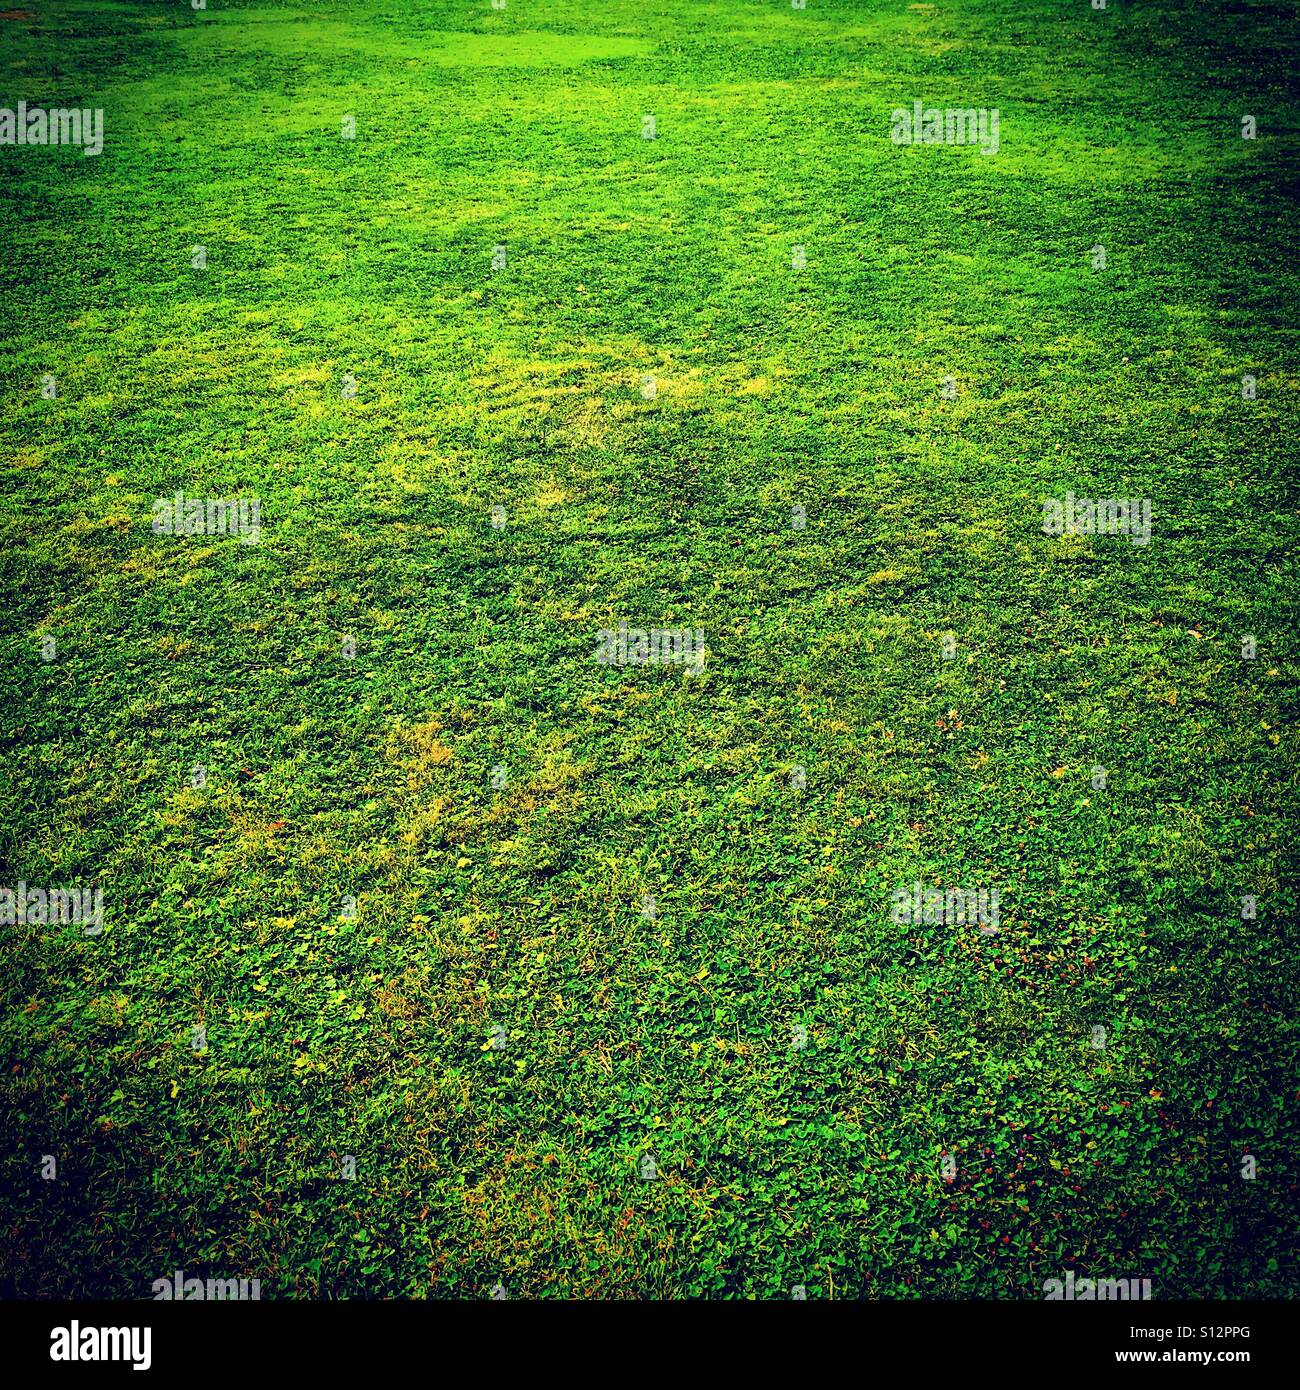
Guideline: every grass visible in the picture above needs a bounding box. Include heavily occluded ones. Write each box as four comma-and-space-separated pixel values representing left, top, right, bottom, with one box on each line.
1, 0, 1297, 1300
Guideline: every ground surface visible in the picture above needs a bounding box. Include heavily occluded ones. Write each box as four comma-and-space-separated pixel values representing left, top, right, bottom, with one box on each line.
1, 0, 1297, 1298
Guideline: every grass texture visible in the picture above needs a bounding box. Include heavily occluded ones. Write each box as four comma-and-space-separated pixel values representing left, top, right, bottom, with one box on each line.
1, 0, 1297, 1298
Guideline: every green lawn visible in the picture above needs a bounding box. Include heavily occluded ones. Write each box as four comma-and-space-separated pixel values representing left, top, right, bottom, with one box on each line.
1, 0, 1297, 1299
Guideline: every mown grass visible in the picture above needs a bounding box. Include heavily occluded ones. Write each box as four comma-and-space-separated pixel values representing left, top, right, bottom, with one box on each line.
1, 0, 1297, 1298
